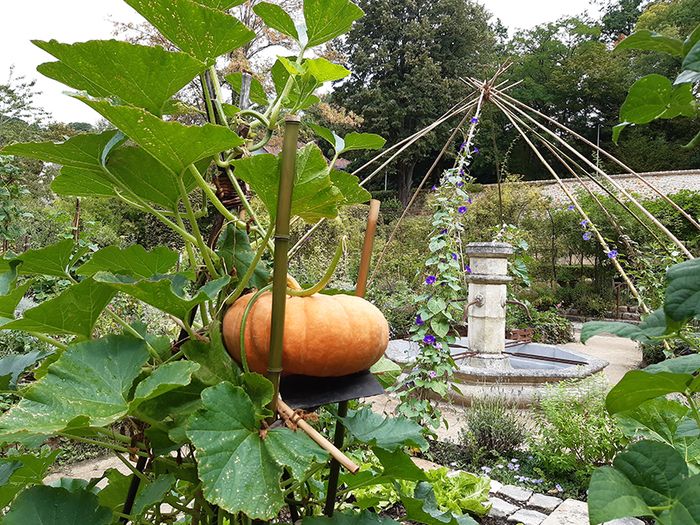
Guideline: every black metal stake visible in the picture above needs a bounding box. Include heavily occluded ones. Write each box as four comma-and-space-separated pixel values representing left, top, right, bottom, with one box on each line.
323, 400, 349, 516
119, 455, 148, 523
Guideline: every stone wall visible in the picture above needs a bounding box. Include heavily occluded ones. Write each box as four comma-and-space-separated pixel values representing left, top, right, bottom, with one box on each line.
488, 170, 700, 204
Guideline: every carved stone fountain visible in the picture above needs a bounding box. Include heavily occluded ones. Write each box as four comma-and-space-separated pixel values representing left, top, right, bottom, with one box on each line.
386, 242, 608, 406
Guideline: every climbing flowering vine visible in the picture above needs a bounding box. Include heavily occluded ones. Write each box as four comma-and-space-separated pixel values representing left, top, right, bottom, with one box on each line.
395, 116, 480, 428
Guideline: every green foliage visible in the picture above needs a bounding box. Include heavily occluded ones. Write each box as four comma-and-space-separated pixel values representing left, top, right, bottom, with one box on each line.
613, 22, 700, 146
507, 306, 574, 344
458, 396, 526, 460
531, 377, 624, 482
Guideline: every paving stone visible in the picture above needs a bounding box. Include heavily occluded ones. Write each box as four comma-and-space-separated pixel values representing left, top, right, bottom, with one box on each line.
489, 479, 503, 494
488, 497, 519, 518
528, 493, 563, 512
508, 508, 548, 525
603, 519, 645, 525
498, 484, 534, 503
541, 499, 588, 525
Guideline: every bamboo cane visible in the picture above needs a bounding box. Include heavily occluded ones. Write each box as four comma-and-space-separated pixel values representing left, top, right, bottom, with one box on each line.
266, 115, 300, 416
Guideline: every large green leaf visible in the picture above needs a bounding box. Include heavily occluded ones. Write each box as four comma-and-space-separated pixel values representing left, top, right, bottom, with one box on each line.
130, 361, 200, 410
303, 511, 401, 524
330, 170, 371, 206
606, 370, 694, 414
253, 2, 299, 40
645, 354, 700, 375
93, 273, 229, 320
95, 469, 132, 512
580, 308, 668, 344
664, 258, 700, 326
78, 98, 242, 175
217, 225, 270, 289
0, 350, 52, 390
125, 0, 254, 65
77, 245, 178, 279
186, 382, 327, 519
341, 406, 428, 451
0, 335, 149, 440
0, 131, 119, 172
0, 239, 80, 277
3, 485, 112, 525
615, 30, 684, 56
196, 0, 246, 9
1, 278, 115, 337
51, 167, 116, 198
132, 474, 176, 516
182, 327, 239, 387
401, 482, 478, 525
341, 132, 386, 153
0, 450, 59, 508
0, 261, 20, 295
271, 58, 348, 111
616, 398, 700, 468
681, 39, 700, 77
232, 144, 343, 222
0, 282, 30, 321
620, 74, 696, 125
342, 447, 427, 492
226, 72, 269, 107
588, 441, 700, 524
303, 0, 364, 48
34, 39, 205, 115
104, 146, 199, 208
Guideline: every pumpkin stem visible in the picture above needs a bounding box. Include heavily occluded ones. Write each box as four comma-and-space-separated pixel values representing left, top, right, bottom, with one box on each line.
287, 236, 346, 297
286, 275, 302, 290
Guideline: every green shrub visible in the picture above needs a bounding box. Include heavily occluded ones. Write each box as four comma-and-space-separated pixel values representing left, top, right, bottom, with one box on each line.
507, 306, 573, 344
530, 376, 624, 482
459, 397, 527, 461
518, 281, 559, 311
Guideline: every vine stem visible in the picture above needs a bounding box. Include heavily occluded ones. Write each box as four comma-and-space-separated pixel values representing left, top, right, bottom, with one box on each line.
189, 164, 237, 223
686, 393, 700, 430
177, 176, 219, 277
287, 237, 345, 297
238, 284, 273, 374
115, 451, 150, 483
223, 165, 273, 250
29, 332, 66, 351
58, 433, 149, 458
106, 309, 163, 364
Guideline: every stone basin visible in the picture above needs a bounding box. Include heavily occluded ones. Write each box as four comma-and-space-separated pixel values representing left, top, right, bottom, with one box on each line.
386, 337, 608, 406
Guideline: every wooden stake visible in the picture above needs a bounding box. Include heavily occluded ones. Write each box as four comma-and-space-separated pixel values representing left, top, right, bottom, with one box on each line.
355, 199, 381, 298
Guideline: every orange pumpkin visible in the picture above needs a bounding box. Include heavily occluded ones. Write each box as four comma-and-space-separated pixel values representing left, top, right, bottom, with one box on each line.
222, 291, 389, 377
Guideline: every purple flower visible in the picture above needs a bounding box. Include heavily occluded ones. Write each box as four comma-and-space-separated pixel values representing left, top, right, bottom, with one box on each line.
440, 228, 448, 234
465, 265, 472, 274
451, 252, 458, 260
567, 204, 575, 211
425, 275, 437, 285
473, 146, 479, 154
428, 370, 437, 379
423, 334, 436, 345
580, 219, 589, 227
555, 484, 563, 493
415, 314, 425, 326
470, 117, 479, 124
458, 206, 467, 214
467, 197, 473, 204
457, 181, 464, 187
607, 250, 618, 259
460, 142, 467, 151
583, 231, 592, 241
480, 466, 492, 474
431, 185, 438, 191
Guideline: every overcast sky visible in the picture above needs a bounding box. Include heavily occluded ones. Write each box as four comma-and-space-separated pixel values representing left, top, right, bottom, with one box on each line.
1, 0, 600, 124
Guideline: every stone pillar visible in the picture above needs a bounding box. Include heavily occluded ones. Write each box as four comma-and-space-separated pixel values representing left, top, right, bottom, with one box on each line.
465, 242, 513, 356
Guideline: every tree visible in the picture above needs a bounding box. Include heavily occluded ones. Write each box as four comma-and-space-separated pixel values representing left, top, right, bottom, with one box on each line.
334, 0, 496, 204
0, 67, 49, 146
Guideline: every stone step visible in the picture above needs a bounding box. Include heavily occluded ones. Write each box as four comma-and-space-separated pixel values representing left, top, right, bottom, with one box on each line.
541, 498, 644, 525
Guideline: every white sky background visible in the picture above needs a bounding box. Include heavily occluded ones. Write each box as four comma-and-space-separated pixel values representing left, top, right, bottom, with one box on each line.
1, 0, 601, 124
